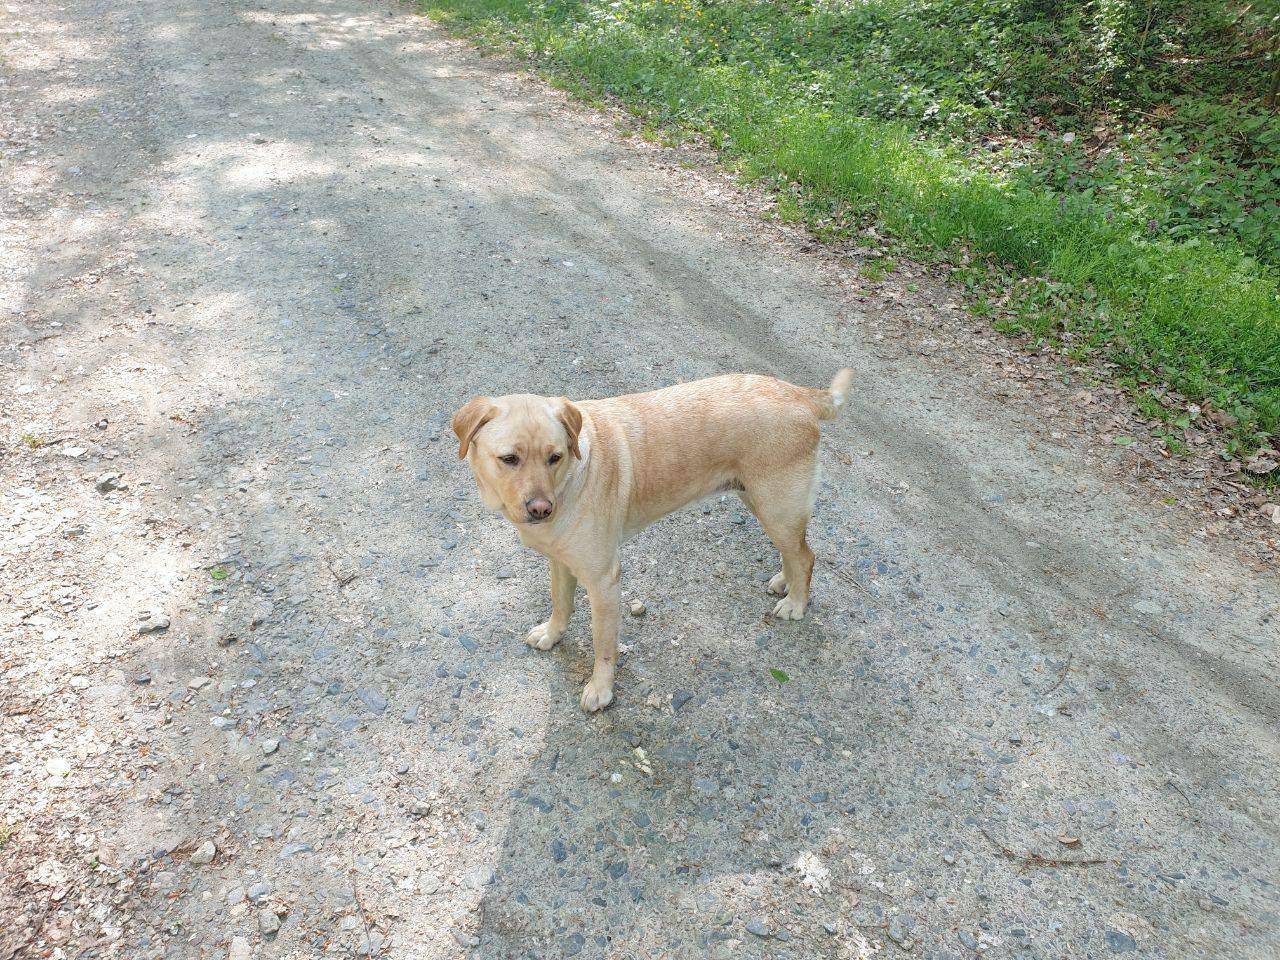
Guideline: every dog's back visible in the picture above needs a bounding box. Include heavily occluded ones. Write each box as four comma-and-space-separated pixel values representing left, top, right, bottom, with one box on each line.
581, 372, 850, 529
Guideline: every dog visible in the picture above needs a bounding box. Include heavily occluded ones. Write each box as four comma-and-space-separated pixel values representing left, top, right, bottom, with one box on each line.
452, 370, 853, 711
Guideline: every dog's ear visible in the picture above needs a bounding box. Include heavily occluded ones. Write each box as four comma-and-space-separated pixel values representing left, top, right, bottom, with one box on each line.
557, 399, 583, 459
452, 397, 495, 460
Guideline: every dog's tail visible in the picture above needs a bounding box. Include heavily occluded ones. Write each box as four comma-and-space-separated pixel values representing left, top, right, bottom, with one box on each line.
813, 368, 854, 420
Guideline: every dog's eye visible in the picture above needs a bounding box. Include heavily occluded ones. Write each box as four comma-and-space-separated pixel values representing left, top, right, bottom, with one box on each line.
499, 454, 520, 466
547, 453, 562, 465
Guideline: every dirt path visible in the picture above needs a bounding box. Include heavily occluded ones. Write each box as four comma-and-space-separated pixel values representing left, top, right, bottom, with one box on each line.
2, 1, 1277, 958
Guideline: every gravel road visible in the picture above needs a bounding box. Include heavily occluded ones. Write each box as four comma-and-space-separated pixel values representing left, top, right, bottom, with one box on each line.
2, 1, 1277, 958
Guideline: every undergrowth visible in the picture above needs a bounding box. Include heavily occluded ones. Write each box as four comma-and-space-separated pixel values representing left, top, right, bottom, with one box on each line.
422, 0, 1280, 449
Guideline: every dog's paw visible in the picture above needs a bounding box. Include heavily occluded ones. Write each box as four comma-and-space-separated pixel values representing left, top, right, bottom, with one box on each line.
767, 571, 789, 596
580, 675, 614, 712
525, 622, 562, 651
772, 596, 807, 620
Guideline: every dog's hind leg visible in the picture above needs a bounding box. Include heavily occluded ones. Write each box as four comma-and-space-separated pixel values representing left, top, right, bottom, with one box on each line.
740, 460, 819, 620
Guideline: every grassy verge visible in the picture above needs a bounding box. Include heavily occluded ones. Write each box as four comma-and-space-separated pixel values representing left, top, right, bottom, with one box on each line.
420, 0, 1280, 450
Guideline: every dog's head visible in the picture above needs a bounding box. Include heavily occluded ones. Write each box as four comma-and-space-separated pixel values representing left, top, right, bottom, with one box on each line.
452, 394, 584, 526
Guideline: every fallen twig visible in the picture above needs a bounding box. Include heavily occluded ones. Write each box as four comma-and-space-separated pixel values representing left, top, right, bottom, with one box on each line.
979, 827, 1110, 871
348, 849, 376, 956
820, 557, 877, 602
323, 558, 357, 588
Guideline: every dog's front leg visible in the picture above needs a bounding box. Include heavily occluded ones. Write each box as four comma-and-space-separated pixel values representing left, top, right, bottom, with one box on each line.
526, 560, 577, 650
580, 556, 620, 712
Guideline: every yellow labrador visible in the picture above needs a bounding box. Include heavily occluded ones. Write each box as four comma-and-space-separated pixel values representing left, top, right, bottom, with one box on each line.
452, 370, 853, 711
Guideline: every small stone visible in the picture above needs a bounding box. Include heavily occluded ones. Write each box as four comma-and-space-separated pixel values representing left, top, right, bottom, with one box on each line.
628, 599, 646, 617
1105, 930, 1137, 953
136, 611, 170, 634
190, 840, 217, 865
357, 932, 385, 955
887, 921, 914, 950
247, 880, 271, 901
188, 677, 212, 690
259, 910, 281, 936
407, 799, 432, 818
134, 672, 151, 685
95, 472, 122, 492
672, 690, 694, 711
958, 930, 979, 952
496, 567, 513, 579
45, 756, 71, 777
227, 935, 252, 960
261, 738, 280, 755
356, 687, 387, 715
745, 918, 772, 938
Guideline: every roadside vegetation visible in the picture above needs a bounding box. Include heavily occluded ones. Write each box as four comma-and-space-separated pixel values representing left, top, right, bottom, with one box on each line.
423, 0, 1280, 454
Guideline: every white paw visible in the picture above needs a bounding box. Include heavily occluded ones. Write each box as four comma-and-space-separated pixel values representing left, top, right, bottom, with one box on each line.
772, 596, 807, 620
580, 674, 614, 712
525, 622, 562, 651
767, 571, 789, 596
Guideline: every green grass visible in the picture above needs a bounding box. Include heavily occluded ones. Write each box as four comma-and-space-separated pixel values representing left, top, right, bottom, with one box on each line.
420, 0, 1280, 448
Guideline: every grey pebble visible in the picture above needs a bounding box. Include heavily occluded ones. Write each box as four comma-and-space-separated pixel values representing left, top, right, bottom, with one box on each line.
887, 921, 913, 949
356, 687, 387, 714
1105, 930, 1137, 953
745, 918, 771, 938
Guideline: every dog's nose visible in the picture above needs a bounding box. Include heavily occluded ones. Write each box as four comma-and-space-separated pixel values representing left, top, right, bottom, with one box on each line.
525, 497, 553, 520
